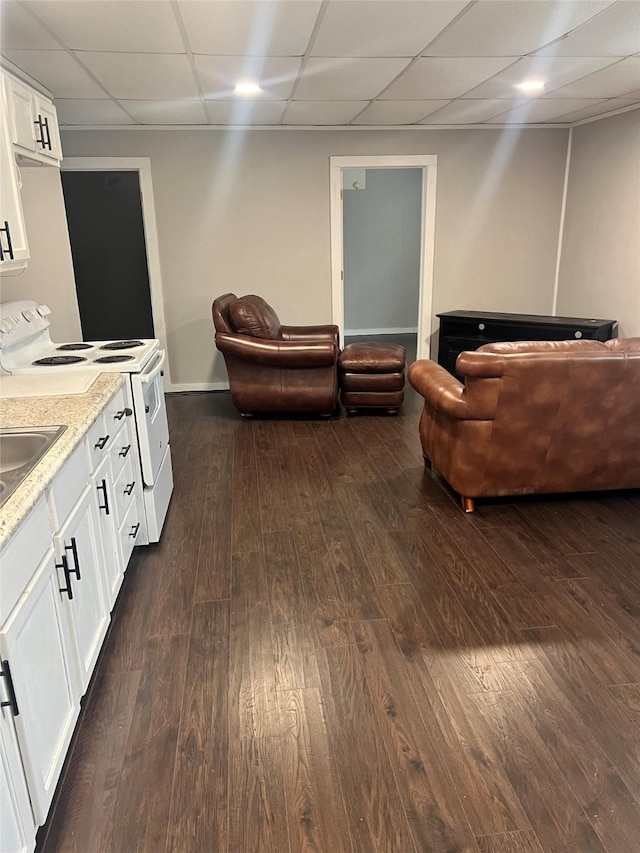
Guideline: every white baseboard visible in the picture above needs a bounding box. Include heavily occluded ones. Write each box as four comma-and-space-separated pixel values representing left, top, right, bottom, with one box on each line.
166, 381, 229, 393
344, 326, 418, 337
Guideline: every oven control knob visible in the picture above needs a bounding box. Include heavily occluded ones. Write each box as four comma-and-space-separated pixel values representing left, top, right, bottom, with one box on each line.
37, 304, 51, 316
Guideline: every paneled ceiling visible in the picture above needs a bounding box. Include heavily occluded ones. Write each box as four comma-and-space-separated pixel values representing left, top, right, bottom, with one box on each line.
0, 0, 639, 128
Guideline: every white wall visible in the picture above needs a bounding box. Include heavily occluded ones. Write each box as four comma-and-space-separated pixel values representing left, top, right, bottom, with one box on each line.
0, 167, 81, 340
558, 109, 640, 338
343, 168, 421, 334
61, 126, 569, 388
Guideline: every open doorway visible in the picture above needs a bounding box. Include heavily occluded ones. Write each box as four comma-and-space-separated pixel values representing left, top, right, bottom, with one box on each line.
330, 155, 437, 361
61, 157, 171, 387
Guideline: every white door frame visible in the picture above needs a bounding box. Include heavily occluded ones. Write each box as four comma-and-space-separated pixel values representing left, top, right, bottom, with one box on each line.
330, 154, 437, 360
61, 157, 172, 389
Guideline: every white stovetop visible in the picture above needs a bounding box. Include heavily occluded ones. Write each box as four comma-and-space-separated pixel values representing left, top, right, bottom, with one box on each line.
0, 372, 99, 398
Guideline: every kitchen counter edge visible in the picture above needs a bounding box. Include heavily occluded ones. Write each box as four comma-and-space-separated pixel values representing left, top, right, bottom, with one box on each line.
0, 374, 124, 548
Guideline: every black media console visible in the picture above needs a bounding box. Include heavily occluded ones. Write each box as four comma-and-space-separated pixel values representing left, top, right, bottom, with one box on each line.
437, 310, 618, 378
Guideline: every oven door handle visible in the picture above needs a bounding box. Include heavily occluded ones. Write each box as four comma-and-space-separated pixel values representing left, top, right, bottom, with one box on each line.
140, 349, 166, 384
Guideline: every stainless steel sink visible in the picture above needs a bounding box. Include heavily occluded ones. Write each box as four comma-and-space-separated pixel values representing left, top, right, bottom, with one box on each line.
0, 426, 67, 508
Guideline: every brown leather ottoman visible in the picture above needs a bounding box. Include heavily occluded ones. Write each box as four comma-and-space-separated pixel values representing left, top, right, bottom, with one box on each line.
339, 342, 406, 414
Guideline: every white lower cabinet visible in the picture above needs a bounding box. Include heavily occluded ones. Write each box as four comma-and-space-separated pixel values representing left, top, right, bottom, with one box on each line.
0, 698, 36, 853
52, 485, 109, 696
0, 547, 80, 826
0, 381, 145, 849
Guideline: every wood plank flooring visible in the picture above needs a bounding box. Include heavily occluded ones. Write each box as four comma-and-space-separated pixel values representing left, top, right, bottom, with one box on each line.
38, 386, 640, 853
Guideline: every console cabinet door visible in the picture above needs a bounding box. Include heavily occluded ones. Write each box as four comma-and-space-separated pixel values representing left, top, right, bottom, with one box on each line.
53, 485, 109, 695
90, 453, 124, 611
0, 547, 80, 826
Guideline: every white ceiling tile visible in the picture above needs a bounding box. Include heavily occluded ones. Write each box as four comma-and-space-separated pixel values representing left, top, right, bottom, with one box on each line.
0, 1, 62, 50
381, 57, 515, 100
311, 1, 467, 58
77, 52, 200, 99
423, 99, 528, 124
425, 0, 613, 56
284, 100, 368, 124
55, 99, 135, 125
465, 55, 619, 99
1, 49, 107, 97
178, 0, 321, 56
488, 98, 608, 123
544, 57, 640, 97
551, 98, 640, 122
204, 99, 286, 124
122, 100, 207, 124
535, 1, 640, 57
295, 57, 413, 100
352, 100, 449, 124
194, 55, 300, 99
24, 0, 184, 53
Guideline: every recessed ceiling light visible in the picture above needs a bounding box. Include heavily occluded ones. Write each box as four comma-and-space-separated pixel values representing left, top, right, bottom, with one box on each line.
515, 80, 545, 93
234, 81, 262, 96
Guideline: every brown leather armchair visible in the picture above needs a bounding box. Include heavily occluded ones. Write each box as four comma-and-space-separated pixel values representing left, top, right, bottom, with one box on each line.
212, 293, 340, 416
408, 338, 640, 511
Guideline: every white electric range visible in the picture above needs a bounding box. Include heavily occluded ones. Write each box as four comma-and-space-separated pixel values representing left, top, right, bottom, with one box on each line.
0, 300, 173, 543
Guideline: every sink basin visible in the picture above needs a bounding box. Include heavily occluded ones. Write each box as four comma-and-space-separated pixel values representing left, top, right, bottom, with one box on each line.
0, 426, 67, 508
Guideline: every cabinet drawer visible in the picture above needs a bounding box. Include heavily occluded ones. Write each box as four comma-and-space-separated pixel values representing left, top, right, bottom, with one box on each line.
112, 453, 137, 525
0, 498, 50, 624
109, 421, 134, 480
103, 386, 129, 432
47, 444, 89, 529
86, 414, 111, 471
118, 499, 141, 569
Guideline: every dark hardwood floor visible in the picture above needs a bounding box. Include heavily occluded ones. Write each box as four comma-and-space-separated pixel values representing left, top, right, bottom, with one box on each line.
37, 385, 640, 853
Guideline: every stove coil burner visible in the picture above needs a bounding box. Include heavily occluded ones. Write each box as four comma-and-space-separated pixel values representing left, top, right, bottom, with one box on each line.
57, 343, 93, 351
100, 340, 144, 350
33, 355, 88, 366
94, 355, 135, 363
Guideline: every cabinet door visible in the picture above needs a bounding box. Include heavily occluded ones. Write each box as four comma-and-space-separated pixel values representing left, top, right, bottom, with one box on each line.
4, 76, 36, 154
0, 548, 80, 826
32, 96, 62, 162
0, 704, 36, 853
0, 103, 29, 269
54, 485, 109, 695
90, 453, 124, 612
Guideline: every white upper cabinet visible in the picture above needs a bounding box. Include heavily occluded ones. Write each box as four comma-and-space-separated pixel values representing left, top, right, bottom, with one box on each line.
3, 73, 62, 165
0, 81, 29, 271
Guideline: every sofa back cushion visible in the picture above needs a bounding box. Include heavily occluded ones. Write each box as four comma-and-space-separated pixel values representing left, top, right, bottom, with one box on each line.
229, 295, 281, 339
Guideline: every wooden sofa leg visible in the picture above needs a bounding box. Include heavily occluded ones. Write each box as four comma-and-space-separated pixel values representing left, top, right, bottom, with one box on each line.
461, 496, 475, 513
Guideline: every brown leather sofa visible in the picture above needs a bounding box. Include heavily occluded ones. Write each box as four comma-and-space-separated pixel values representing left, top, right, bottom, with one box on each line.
408, 338, 640, 511
212, 293, 340, 416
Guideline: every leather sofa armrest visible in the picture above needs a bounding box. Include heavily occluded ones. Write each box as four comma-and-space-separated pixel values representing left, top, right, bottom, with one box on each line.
408, 360, 496, 420
280, 324, 340, 347
215, 332, 337, 368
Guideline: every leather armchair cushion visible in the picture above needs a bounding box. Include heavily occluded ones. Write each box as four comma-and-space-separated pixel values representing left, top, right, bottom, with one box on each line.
229, 295, 281, 339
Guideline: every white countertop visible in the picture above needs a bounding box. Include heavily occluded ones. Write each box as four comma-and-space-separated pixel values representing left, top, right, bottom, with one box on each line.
0, 373, 124, 548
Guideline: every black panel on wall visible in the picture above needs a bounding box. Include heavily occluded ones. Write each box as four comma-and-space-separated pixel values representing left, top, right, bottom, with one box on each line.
61, 170, 155, 340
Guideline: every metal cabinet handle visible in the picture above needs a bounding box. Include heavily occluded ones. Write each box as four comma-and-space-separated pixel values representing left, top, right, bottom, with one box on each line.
34, 115, 45, 147
129, 522, 140, 539
0, 659, 20, 716
97, 479, 110, 515
57, 554, 74, 600
65, 536, 81, 580
94, 435, 109, 450
114, 407, 132, 420
0, 221, 14, 262
124, 481, 135, 496
42, 116, 52, 150
119, 444, 131, 458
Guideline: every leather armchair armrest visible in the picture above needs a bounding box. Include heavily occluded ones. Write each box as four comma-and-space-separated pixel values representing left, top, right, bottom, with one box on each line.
215, 332, 337, 368
408, 360, 496, 420
280, 324, 340, 347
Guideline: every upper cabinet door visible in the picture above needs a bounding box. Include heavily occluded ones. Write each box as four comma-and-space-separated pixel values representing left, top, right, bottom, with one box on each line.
3, 73, 62, 165
0, 100, 29, 270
